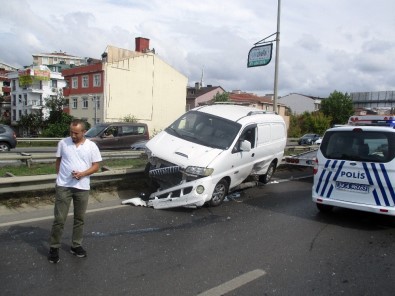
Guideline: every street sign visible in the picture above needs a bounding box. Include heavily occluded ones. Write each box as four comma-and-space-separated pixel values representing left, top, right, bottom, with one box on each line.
247, 44, 273, 67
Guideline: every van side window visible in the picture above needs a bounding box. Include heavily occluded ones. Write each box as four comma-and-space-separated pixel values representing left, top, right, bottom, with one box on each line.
234, 126, 256, 152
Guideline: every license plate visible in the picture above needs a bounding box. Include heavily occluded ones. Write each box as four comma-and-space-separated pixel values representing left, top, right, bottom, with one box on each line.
336, 181, 370, 194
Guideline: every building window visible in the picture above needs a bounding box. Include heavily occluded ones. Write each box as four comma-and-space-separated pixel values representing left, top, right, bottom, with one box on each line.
72, 77, 78, 89
82, 97, 88, 109
82, 76, 89, 88
42, 57, 48, 64
72, 98, 78, 109
51, 80, 57, 88
24, 94, 27, 106
93, 74, 101, 87
12, 80, 16, 91
94, 96, 101, 110
12, 95, 16, 106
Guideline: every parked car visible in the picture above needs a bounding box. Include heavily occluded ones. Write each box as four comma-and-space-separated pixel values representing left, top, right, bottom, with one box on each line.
85, 122, 149, 150
298, 133, 320, 145
314, 137, 323, 145
0, 124, 17, 152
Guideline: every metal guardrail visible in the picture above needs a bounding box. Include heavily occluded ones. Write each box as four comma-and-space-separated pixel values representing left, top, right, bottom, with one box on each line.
0, 167, 145, 194
0, 150, 145, 167
0, 139, 313, 195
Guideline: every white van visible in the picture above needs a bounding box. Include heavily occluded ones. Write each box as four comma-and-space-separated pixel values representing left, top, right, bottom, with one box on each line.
313, 125, 395, 215
144, 104, 287, 209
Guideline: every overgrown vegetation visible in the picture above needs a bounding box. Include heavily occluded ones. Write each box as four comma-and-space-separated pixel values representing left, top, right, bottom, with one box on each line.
288, 90, 353, 137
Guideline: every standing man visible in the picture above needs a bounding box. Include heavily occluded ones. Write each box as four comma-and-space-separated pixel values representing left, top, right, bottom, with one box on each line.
48, 119, 102, 264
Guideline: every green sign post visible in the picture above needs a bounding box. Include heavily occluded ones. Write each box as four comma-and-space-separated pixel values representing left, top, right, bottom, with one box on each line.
247, 44, 273, 68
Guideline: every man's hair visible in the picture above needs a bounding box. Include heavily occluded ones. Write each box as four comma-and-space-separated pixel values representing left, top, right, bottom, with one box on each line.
71, 119, 87, 131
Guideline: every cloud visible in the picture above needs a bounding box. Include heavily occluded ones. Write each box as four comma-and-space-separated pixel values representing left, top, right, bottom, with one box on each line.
1, 0, 395, 98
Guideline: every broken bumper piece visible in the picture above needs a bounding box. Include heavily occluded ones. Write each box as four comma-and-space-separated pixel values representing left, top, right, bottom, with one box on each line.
147, 180, 210, 209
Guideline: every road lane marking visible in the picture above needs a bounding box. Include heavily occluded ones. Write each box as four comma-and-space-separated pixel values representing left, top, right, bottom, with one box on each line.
197, 269, 267, 296
0, 204, 125, 228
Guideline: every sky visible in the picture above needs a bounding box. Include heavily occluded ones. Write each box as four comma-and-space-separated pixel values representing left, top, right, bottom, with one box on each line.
1, 0, 395, 98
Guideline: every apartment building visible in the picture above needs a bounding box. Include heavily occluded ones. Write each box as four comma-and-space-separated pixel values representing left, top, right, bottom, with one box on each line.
7, 65, 66, 135
62, 37, 188, 132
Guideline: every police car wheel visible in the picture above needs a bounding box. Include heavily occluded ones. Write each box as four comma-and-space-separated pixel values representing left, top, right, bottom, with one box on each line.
209, 179, 228, 207
316, 203, 333, 213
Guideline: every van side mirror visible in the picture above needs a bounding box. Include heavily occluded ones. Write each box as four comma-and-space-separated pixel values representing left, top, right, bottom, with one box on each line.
240, 140, 251, 152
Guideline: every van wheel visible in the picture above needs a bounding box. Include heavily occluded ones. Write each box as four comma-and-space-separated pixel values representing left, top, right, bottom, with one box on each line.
209, 179, 229, 207
259, 162, 276, 184
316, 203, 333, 213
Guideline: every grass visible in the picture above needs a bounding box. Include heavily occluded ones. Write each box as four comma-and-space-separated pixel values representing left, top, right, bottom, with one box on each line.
0, 157, 148, 177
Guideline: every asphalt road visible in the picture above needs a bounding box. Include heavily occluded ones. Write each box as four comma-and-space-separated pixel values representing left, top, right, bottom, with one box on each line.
1, 166, 395, 295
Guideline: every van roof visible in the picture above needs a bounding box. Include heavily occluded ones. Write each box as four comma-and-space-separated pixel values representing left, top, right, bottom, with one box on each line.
194, 104, 283, 124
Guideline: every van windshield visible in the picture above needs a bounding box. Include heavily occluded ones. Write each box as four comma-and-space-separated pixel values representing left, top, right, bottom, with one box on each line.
85, 125, 107, 137
165, 110, 241, 150
320, 130, 395, 162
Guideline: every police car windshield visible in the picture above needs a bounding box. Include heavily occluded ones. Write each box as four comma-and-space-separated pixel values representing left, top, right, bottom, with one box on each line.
320, 130, 395, 163
165, 110, 241, 150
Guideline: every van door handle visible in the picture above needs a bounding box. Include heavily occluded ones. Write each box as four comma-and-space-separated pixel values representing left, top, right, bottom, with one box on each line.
251, 153, 255, 157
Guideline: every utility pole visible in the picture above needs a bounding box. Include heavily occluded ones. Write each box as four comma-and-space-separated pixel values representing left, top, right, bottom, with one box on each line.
93, 96, 97, 125
273, 0, 281, 114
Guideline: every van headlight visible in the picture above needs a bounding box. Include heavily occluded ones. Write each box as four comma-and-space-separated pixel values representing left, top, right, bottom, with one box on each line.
185, 166, 214, 177
145, 147, 152, 158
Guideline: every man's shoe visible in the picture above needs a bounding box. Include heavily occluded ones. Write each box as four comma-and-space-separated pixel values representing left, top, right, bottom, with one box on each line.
48, 247, 60, 263
70, 246, 87, 258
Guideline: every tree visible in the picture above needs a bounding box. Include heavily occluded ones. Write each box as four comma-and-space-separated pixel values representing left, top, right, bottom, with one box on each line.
45, 89, 68, 124
18, 113, 43, 136
213, 92, 229, 102
320, 90, 354, 126
122, 114, 138, 122
288, 111, 331, 137
42, 112, 74, 137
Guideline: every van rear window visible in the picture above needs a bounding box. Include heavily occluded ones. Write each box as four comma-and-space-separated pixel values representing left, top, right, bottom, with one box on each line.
320, 130, 395, 162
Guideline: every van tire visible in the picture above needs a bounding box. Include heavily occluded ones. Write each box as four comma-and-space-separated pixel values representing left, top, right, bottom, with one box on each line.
259, 162, 276, 184
316, 203, 333, 213
209, 179, 229, 207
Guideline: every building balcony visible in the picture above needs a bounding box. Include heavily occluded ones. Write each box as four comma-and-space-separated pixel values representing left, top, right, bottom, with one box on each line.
2, 86, 11, 93
26, 87, 44, 93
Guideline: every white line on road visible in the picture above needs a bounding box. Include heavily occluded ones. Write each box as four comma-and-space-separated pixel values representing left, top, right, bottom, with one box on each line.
197, 269, 267, 296
0, 204, 125, 228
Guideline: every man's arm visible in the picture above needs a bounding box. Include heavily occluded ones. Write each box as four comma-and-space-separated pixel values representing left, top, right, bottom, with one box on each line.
55, 157, 61, 174
73, 162, 100, 180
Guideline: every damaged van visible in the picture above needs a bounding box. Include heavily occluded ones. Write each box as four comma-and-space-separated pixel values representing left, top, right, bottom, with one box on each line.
143, 104, 287, 209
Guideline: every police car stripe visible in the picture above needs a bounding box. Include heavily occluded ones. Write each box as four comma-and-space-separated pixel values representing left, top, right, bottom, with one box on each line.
362, 162, 381, 206
325, 160, 345, 198
380, 163, 395, 205
315, 159, 331, 193
371, 163, 390, 206
332, 160, 345, 181
319, 160, 332, 196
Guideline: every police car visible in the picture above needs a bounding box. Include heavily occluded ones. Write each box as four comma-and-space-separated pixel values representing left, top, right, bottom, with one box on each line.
312, 125, 395, 215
